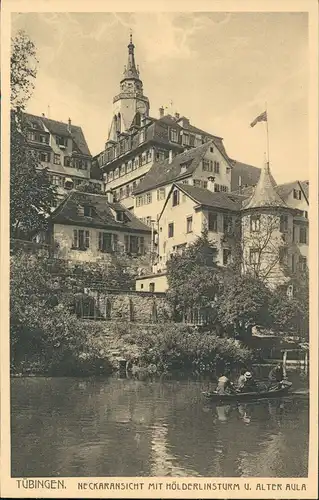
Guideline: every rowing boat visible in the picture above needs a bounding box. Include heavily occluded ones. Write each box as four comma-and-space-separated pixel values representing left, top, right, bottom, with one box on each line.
202, 382, 292, 402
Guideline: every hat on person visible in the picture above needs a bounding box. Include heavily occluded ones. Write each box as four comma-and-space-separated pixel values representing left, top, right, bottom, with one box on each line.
244, 371, 252, 379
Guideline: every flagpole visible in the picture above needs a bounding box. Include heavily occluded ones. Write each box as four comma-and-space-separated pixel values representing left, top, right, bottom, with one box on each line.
265, 102, 270, 165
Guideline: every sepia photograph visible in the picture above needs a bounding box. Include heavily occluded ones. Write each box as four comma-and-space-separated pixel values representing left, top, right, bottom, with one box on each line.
1, 1, 318, 499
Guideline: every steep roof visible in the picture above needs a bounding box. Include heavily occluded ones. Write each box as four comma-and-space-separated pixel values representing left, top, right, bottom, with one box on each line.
300, 180, 309, 199
230, 159, 261, 191
243, 162, 287, 210
175, 183, 244, 211
24, 112, 91, 157
134, 141, 212, 194
51, 190, 151, 233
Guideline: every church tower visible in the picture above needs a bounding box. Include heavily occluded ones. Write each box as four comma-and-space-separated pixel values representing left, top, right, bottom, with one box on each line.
108, 34, 150, 141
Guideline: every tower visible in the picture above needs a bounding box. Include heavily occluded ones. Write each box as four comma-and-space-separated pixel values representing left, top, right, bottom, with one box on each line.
108, 34, 150, 141
240, 160, 294, 288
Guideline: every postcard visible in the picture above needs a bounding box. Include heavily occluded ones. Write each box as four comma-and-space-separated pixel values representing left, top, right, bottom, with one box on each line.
1, 0, 318, 498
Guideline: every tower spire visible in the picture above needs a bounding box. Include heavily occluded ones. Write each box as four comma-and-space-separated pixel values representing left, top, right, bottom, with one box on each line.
244, 158, 287, 209
123, 31, 140, 80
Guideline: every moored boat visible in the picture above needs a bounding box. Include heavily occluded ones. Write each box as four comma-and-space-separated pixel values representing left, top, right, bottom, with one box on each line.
202, 382, 292, 402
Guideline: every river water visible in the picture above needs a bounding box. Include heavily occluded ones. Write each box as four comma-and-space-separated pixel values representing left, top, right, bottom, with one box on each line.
11, 371, 309, 478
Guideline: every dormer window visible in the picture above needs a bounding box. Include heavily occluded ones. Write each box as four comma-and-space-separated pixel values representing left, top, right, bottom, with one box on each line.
181, 165, 187, 174
56, 136, 68, 148
116, 210, 124, 222
64, 177, 74, 190
84, 206, 93, 217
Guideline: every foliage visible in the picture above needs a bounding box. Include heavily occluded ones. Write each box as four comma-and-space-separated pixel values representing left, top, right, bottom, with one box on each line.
269, 270, 309, 337
11, 30, 38, 111
10, 31, 57, 238
216, 273, 273, 337
10, 252, 114, 375
119, 323, 253, 375
166, 229, 221, 314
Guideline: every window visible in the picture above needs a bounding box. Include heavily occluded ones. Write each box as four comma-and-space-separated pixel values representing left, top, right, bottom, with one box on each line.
189, 135, 195, 147
221, 185, 228, 192
138, 237, 145, 255
279, 246, 288, 264
223, 215, 233, 234
125, 235, 144, 254
109, 171, 114, 182
120, 164, 126, 176
114, 168, 119, 179
149, 283, 155, 292
170, 129, 178, 142
116, 210, 124, 222
119, 188, 124, 199
293, 189, 302, 200
250, 215, 260, 232
299, 226, 307, 244
304, 210, 308, 219
202, 159, 212, 172
210, 147, 214, 153
172, 190, 180, 206
64, 156, 71, 167
168, 223, 174, 238
208, 212, 218, 232
126, 185, 130, 197
136, 195, 143, 207
203, 181, 208, 189
280, 215, 288, 232
223, 249, 231, 266
52, 175, 62, 186
98, 232, 113, 253
214, 161, 220, 174
299, 256, 307, 271
147, 150, 152, 162
84, 206, 93, 217
186, 216, 193, 233
182, 133, 190, 146
54, 154, 61, 165
157, 188, 166, 201
249, 248, 259, 265
146, 192, 152, 204
73, 229, 90, 250
39, 151, 49, 162
51, 199, 58, 208
56, 136, 68, 147
130, 236, 138, 254
193, 179, 201, 187
40, 134, 49, 144
214, 184, 220, 192
127, 161, 132, 173
293, 225, 297, 242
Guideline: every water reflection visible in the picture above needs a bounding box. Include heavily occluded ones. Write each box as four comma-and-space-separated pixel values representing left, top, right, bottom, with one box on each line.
11, 377, 308, 478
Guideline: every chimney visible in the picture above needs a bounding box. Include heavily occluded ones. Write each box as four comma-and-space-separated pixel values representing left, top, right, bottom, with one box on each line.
174, 112, 180, 120
168, 150, 173, 164
207, 176, 215, 192
42, 113, 45, 117
238, 175, 242, 193
106, 190, 114, 203
67, 117, 71, 133
159, 106, 164, 118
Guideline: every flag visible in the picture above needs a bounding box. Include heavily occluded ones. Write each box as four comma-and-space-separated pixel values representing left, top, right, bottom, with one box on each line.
250, 110, 267, 128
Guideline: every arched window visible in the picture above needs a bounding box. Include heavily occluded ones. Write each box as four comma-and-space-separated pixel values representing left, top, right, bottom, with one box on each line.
105, 298, 112, 320
117, 113, 121, 133
151, 300, 158, 323
113, 115, 118, 134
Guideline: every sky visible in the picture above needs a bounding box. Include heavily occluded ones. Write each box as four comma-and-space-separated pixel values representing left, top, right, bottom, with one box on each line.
12, 11, 309, 183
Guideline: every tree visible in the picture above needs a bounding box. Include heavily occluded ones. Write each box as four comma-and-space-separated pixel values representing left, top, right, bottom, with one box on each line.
166, 229, 221, 321
11, 30, 38, 111
10, 31, 57, 238
269, 268, 309, 338
216, 273, 273, 340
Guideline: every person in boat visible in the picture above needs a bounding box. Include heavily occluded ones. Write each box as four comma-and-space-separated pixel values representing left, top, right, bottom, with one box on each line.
268, 363, 284, 390
216, 371, 236, 395
236, 368, 247, 392
238, 371, 259, 393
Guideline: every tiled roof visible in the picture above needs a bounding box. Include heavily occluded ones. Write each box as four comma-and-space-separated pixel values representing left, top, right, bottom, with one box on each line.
37, 163, 89, 179
243, 163, 287, 209
230, 159, 261, 191
300, 180, 309, 199
276, 181, 299, 200
24, 112, 91, 157
176, 183, 244, 211
133, 142, 212, 194
51, 190, 151, 233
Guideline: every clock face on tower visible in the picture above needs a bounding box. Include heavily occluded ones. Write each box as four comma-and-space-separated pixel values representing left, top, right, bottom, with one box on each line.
137, 101, 147, 115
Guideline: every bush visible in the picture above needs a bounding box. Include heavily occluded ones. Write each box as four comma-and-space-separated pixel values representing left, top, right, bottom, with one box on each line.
119, 324, 253, 376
